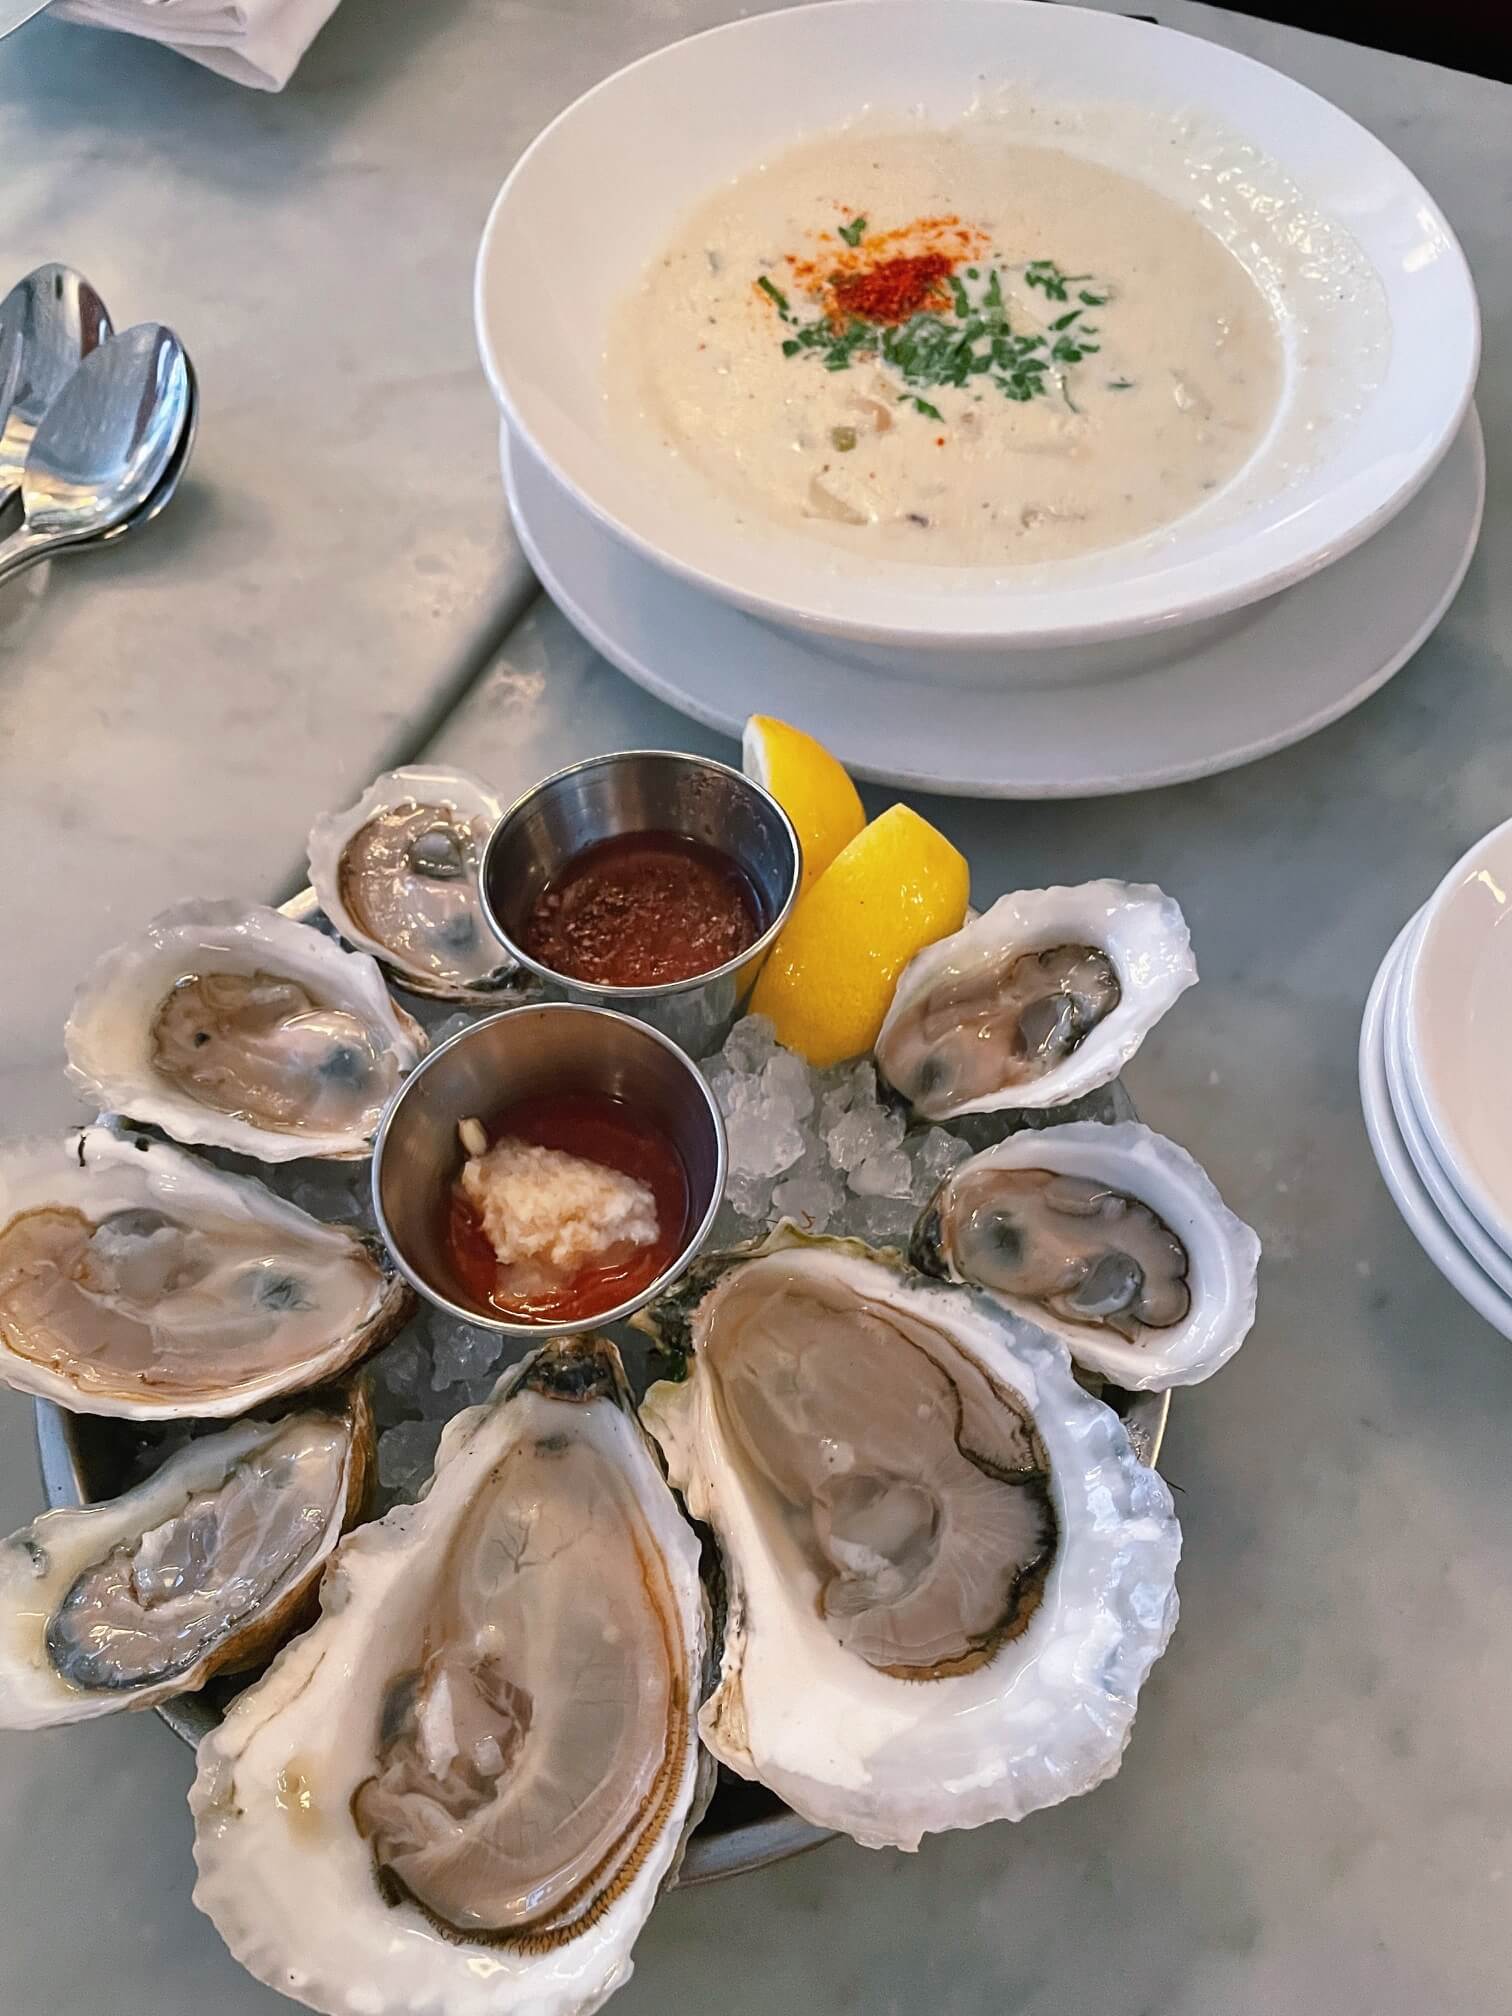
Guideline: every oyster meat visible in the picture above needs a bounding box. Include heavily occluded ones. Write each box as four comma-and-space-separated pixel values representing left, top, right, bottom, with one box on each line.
308, 766, 521, 1000
876, 881, 1196, 1120
65, 899, 427, 1160
191, 1337, 710, 2016
0, 1128, 411, 1418
638, 1229, 1181, 1851
911, 1121, 1260, 1390
0, 1388, 372, 1729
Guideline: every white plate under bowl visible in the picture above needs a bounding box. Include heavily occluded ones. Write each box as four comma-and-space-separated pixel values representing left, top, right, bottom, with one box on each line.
1401, 812, 1512, 1258
1359, 916, 1512, 1342
501, 406, 1484, 799
476, 0, 1478, 655
1381, 911, 1512, 1301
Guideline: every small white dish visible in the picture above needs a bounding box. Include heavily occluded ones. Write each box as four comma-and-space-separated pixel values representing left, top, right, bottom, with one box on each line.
501, 408, 1484, 799
1380, 912, 1512, 1301
476, 0, 1478, 656
1400, 813, 1512, 1258
1359, 916, 1512, 1342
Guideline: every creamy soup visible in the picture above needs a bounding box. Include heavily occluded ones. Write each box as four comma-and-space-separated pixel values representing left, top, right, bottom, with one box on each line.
607, 128, 1284, 566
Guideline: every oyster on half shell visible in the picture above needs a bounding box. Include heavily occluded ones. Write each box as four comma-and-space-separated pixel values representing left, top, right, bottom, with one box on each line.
0, 1387, 373, 1729
637, 1228, 1181, 1852
65, 900, 427, 1161
190, 1336, 711, 2016
876, 881, 1196, 1121
308, 766, 523, 1000
911, 1122, 1261, 1390
0, 1128, 411, 1418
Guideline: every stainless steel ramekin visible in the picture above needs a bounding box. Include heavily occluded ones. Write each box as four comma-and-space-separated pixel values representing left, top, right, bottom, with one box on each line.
371, 1001, 727, 1336
478, 749, 801, 1055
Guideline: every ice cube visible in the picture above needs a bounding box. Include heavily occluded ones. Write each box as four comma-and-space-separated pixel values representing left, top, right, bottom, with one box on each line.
719, 1014, 778, 1076
369, 1333, 429, 1424
851, 1192, 918, 1248
706, 1064, 741, 1114
376, 1417, 446, 1500
827, 1099, 904, 1173
771, 1166, 843, 1233
723, 1075, 805, 1185
850, 1147, 914, 1199
709, 1195, 762, 1250
909, 1126, 973, 1202
814, 1057, 870, 1135
429, 1316, 505, 1392
727, 1166, 779, 1221
762, 1047, 816, 1122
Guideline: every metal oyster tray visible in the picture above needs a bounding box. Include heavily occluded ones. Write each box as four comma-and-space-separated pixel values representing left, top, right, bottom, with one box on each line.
33, 887, 1169, 1886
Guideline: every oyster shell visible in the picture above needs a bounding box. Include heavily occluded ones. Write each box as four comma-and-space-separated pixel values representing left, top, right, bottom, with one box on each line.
911, 1122, 1260, 1390
638, 1228, 1180, 1851
876, 881, 1196, 1121
307, 766, 521, 1000
65, 899, 427, 1160
0, 1387, 373, 1729
0, 1127, 412, 1418
190, 1336, 711, 2016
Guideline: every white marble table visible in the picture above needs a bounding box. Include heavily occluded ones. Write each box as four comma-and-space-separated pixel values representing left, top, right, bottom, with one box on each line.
2, 3, 1510, 2011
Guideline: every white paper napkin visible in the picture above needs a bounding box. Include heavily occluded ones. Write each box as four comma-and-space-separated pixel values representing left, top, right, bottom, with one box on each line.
48, 0, 341, 90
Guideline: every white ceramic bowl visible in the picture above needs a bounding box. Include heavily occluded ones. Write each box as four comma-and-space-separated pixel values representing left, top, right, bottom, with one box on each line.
476, 0, 1479, 660
1358, 916, 1512, 1344
1381, 911, 1512, 1300
1400, 813, 1512, 1257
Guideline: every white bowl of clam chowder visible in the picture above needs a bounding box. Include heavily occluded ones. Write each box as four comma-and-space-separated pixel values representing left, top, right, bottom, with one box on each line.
475, 0, 1478, 675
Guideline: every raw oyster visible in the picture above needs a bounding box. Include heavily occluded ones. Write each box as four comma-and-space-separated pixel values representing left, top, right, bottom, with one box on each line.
0, 1387, 372, 1729
638, 1228, 1180, 1852
912, 1122, 1260, 1390
65, 899, 427, 1160
0, 1127, 411, 1418
307, 766, 520, 1000
190, 1337, 710, 2016
876, 881, 1196, 1121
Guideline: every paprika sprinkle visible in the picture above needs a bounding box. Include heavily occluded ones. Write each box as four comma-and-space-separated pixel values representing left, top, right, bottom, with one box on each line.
831, 252, 955, 326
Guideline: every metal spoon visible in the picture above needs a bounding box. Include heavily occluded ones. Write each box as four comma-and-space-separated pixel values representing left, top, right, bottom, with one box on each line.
111, 357, 200, 540
0, 323, 192, 589
0, 263, 112, 509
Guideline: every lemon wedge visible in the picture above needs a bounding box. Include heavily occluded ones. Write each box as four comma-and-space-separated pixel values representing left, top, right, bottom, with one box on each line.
749, 803, 969, 1066
742, 715, 866, 896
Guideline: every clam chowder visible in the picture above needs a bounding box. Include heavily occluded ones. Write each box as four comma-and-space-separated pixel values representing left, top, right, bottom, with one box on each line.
608, 128, 1283, 566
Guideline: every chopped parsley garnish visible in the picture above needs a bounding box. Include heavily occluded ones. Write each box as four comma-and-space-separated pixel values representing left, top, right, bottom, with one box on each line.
838, 215, 868, 247
1107, 376, 1135, 390
1023, 259, 1091, 302
766, 256, 1113, 424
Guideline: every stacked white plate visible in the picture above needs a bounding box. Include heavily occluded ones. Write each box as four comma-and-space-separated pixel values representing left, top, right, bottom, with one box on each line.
1360, 816, 1512, 1339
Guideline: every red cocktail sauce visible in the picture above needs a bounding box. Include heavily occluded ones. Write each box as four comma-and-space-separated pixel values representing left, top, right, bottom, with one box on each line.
522, 830, 761, 988
447, 1091, 691, 1324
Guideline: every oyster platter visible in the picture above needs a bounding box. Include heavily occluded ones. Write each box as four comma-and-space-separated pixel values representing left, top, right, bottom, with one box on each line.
2, 728, 1260, 2016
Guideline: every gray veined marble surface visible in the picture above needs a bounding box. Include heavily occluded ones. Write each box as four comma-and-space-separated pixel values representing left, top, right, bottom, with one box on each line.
1, 1, 1511, 2011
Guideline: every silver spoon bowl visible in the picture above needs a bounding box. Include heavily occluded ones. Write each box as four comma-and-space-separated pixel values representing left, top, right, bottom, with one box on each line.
109, 355, 199, 544
0, 322, 192, 588
0, 263, 112, 508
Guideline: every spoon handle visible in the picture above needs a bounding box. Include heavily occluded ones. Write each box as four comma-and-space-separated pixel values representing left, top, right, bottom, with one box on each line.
0, 525, 54, 587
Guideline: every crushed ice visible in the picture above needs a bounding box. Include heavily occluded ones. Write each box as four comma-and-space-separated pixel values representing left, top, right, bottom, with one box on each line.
362, 1011, 1101, 1509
